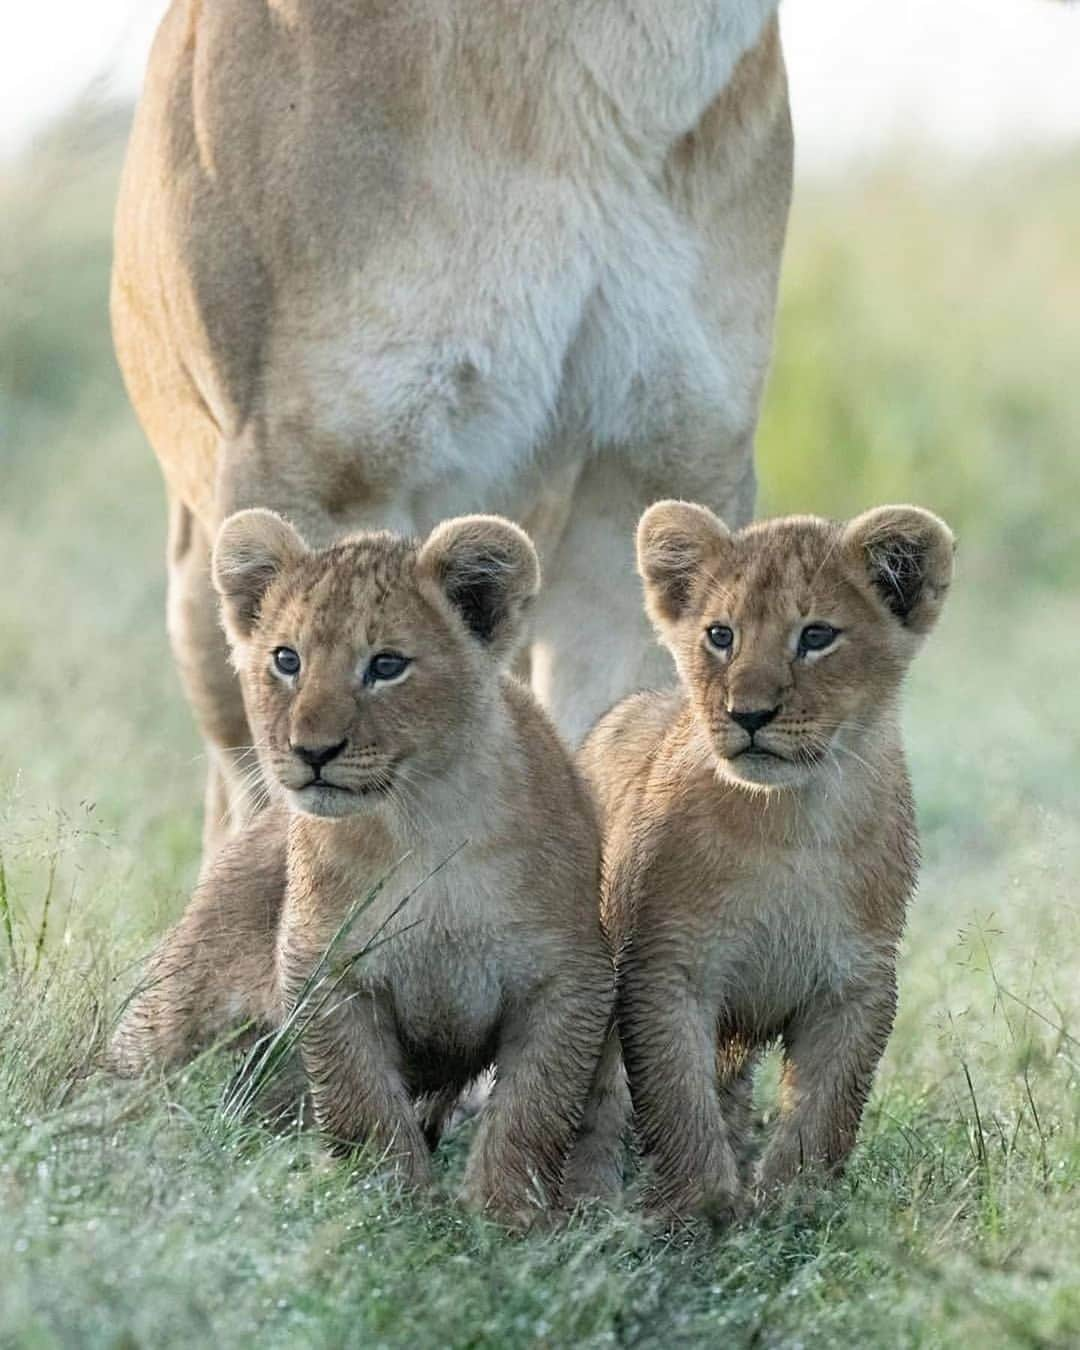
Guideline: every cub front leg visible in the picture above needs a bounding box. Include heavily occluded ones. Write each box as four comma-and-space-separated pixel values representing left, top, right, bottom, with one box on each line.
620, 951, 742, 1225
757, 976, 898, 1195
561, 1026, 630, 1204
279, 924, 431, 1190
716, 1037, 760, 1188
462, 960, 613, 1227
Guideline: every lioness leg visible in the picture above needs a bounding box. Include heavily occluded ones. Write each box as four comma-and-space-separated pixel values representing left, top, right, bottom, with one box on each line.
166, 496, 255, 860
757, 980, 897, 1194
528, 453, 671, 746
108, 809, 287, 1075
530, 444, 756, 745
461, 965, 612, 1226
620, 958, 742, 1224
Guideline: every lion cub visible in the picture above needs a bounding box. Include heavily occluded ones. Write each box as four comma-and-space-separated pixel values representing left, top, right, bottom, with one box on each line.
112, 511, 612, 1224
578, 501, 953, 1220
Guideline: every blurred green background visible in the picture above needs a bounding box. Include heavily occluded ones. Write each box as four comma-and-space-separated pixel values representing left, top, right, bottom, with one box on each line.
1, 107, 1078, 1346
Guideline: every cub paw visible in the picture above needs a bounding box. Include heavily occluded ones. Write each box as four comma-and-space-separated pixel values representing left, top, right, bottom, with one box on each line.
642, 1179, 747, 1234
459, 1171, 559, 1232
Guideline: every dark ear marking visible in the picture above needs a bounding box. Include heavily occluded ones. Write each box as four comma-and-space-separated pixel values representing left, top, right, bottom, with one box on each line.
417, 515, 540, 659
843, 505, 955, 636
442, 554, 516, 644
865, 535, 927, 621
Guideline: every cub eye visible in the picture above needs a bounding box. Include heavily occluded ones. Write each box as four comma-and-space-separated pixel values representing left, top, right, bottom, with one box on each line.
366, 652, 411, 684
798, 623, 840, 655
273, 646, 301, 676
706, 624, 734, 652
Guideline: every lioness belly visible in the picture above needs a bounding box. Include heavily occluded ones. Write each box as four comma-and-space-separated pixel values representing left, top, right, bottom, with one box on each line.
233, 166, 733, 539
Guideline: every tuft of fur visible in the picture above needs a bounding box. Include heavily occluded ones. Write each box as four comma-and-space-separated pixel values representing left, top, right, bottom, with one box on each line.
566, 502, 954, 1221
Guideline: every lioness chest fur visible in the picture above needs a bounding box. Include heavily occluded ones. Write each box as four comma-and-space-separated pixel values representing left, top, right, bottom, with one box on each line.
568, 501, 953, 1221
113, 6, 793, 866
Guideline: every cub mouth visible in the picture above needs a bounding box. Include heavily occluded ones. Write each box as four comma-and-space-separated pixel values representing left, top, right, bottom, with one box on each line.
731, 745, 786, 763
301, 778, 391, 795
730, 743, 828, 768
289, 773, 396, 817
717, 741, 816, 792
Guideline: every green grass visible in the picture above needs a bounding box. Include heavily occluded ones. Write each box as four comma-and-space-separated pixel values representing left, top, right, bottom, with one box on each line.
1, 112, 1078, 1346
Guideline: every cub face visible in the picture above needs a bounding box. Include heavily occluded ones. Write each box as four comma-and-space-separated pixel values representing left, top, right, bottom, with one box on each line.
637, 501, 954, 790
212, 510, 539, 818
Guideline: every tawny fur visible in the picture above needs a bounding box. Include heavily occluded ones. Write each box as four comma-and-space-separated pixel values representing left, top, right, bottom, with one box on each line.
567, 501, 954, 1221
108, 808, 287, 1076
111, 511, 613, 1226
111, 3, 792, 858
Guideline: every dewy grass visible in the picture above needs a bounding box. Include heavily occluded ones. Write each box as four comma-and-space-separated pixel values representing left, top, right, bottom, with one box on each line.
2, 121, 1078, 1346
216, 844, 466, 1129
29, 823, 60, 980
0, 850, 18, 979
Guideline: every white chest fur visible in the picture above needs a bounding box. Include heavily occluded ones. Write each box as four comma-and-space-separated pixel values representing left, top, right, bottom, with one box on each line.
699, 841, 883, 1033
267, 4, 783, 527
320, 785, 547, 1054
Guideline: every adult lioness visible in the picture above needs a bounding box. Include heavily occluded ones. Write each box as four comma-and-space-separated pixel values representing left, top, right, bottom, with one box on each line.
111, 511, 613, 1225
112, 2, 792, 858
568, 501, 953, 1220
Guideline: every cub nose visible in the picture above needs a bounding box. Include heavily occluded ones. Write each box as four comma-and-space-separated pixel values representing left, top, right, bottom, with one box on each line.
291, 738, 348, 771
728, 706, 780, 735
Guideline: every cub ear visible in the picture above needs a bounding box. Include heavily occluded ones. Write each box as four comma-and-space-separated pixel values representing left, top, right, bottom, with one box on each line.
417, 514, 540, 658
636, 499, 731, 625
212, 509, 309, 643
843, 505, 955, 635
